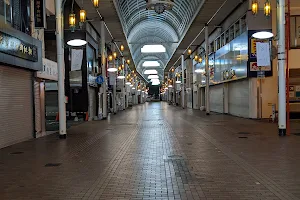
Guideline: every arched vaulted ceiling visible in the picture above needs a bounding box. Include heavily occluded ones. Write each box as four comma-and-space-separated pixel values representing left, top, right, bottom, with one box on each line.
113, 0, 204, 81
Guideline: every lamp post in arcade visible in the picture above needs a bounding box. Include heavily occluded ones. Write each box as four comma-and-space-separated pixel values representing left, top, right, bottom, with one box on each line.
251, 0, 287, 136
55, 0, 67, 138
277, 0, 287, 136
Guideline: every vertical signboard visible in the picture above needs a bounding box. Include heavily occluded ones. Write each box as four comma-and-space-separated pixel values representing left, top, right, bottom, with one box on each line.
247, 30, 273, 77
34, 0, 45, 28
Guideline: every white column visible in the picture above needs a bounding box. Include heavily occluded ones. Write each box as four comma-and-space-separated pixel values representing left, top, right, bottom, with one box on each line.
112, 47, 117, 114
122, 58, 126, 110
181, 54, 185, 109
125, 64, 129, 108
205, 25, 210, 115
101, 20, 107, 119
55, 0, 66, 138
277, 0, 286, 136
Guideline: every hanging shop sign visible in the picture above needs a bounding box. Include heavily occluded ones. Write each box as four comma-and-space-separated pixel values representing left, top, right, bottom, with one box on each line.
0, 31, 38, 62
36, 58, 58, 81
34, 0, 46, 28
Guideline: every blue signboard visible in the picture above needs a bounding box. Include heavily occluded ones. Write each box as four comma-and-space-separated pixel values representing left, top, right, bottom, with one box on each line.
96, 75, 104, 84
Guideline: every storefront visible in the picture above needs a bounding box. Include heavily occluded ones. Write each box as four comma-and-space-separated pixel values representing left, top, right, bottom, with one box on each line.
0, 23, 42, 148
35, 58, 58, 137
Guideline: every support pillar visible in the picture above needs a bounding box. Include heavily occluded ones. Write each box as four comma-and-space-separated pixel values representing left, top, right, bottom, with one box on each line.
205, 25, 210, 115
181, 54, 185, 109
122, 58, 126, 110
125, 64, 129, 108
100, 20, 107, 119
112, 46, 117, 114
277, 0, 286, 136
55, 0, 66, 138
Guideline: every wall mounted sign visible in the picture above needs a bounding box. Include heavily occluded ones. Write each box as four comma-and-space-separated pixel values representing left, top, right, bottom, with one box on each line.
96, 75, 104, 84
36, 58, 58, 81
0, 31, 38, 62
248, 30, 272, 78
34, 0, 45, 28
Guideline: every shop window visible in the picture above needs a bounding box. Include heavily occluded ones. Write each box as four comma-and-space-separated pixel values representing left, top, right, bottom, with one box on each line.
229, 25, 234, 41
0, 0, 12, 23
225, 30, 229, 44
234, 21, 240, 37
209, 42, 214, 54
241, 15, 247, 33
290, 16, 300, 48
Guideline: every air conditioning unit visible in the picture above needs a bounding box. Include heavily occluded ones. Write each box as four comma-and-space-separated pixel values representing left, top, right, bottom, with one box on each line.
146, 0, 175, 14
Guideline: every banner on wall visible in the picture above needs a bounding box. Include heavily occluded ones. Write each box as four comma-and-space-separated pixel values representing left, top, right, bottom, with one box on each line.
71, 49, 83, 71
256, 42, 271, 66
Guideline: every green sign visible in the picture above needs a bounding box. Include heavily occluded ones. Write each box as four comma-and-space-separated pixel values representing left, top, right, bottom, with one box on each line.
0, 31, 38, 62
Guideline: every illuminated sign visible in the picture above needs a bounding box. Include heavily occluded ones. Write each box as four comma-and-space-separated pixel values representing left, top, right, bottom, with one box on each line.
0, 31, 38, 62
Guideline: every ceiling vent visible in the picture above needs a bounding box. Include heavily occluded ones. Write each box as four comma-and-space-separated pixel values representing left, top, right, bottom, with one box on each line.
146, 0, 175, 14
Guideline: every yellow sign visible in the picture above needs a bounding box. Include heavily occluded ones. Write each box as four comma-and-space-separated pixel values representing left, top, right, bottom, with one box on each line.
250, 39, 268, 58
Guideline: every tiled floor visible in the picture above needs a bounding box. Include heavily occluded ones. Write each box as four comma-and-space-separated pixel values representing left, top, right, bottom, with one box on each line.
0, 102, 300, 200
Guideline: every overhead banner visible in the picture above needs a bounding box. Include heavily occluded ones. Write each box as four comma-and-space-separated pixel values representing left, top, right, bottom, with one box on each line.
109, 72, 116, 86
34, 0, 46, 28
71, 49, 83, 71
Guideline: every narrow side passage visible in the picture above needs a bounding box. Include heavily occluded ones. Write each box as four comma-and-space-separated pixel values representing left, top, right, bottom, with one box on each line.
0, 102, 299, 200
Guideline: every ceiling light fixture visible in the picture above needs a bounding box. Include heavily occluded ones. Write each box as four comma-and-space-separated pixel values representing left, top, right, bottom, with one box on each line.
195, 69, 205, 73
142, 61, 160, 67
252, 31, 274, 39
120, 44, 125, 52
264, 0, 271, 17
144, 70, 158, 75
251, 0, 258, 15
79, 9, 86, 23
113, 52, 117, 59
69, 13, 76, 31
117, 75, 125, 79
93, 0, 99, 8
141, 45, 166, 53
67, 39, 87, 46
107, 67, 118, 72
148, 75, 159, 79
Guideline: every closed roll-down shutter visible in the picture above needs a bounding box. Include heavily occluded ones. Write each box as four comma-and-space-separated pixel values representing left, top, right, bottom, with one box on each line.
88, 87, 96, 119
0, 65, 33, 148
210, 84, 224, 113
228, 79, 249, 118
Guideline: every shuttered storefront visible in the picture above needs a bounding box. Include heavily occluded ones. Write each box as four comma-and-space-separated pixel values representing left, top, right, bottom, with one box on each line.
0, 65, 33, 148
210, 84, 224, 113
88, 87, 97, 120
228, 79, 250, 118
